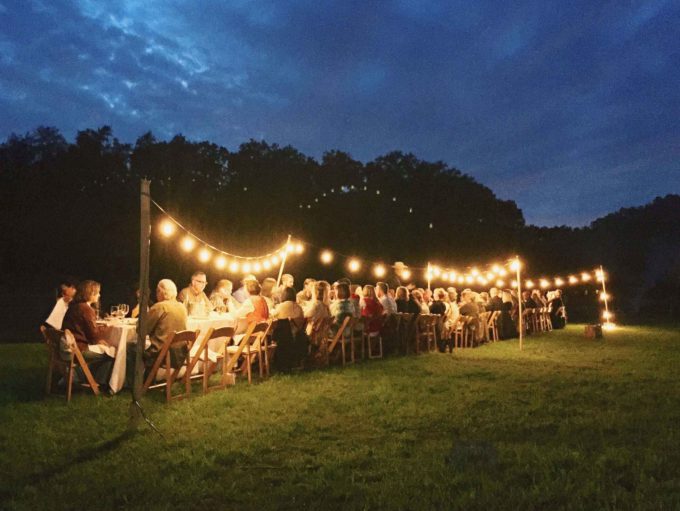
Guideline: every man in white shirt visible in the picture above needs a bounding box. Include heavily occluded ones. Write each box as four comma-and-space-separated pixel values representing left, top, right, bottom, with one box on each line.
376, 282, 397, 315
45, 279, 77, 329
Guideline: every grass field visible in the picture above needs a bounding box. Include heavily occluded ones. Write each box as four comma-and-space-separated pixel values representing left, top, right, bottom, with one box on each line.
1, 324, 679, 510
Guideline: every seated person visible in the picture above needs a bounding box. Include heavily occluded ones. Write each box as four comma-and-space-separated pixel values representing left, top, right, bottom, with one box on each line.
273, 286, 305, 330
549, 289, 566, 329
303, 281, 331, 337
261, 277, 277, 311
297, 278, 316, 306
62, 280, 114, 385
209, 279, 238, 313
126, 279, 188, 385
45, 278, 77, 330
411, 289, 429, 314
233, 279, 270, 333
522, 290, 538, 310
395, 286, 410, 313
178, 271, 213, 316
376, 281, 397, 315
487, 288, 503, 311
360, 285, 384, 335
330, 283, 358, 327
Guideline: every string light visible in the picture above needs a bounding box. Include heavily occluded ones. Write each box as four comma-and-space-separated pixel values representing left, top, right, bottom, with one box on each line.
496, 279, 505, 288
160, 219, 176, 237
539, 279, 549, 289
568, 275, 578, 284
215, 255, 227, 270
555, 278, 564, 287
229, 261, 240, 273
374, 264, 386, 278
525, 280, 534, 289
581, 272, 591, 282
320, 250, 334, 264
253, 262, 262, 273
198, 247, 211, 263
242, 262, 252, 274
401, 269, 412, 280
348, 259, 361, 273
181, 236, 196, 252
510, 259, 521, 272
263, 259, 271, 270
600, 292, 609, 301
295, 242, 304, 254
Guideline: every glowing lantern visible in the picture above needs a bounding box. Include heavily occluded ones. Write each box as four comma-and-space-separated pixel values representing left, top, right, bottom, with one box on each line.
348, 259, 361, 273
160, 219, 176, 237
181, 236, 195, 252
320, 250, 333, 264
198, 247, 211, 263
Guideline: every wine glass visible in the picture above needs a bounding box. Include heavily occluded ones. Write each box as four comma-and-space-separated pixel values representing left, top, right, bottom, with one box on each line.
110, 305, 119, 320
119, 303, 129, 318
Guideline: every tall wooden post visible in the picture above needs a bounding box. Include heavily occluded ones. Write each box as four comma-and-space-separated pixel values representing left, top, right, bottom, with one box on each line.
599, 265, 612, 328
514, 258, 523, 351
275, 234, 292, 288
129, 179, 151, 428
427, 262, 432, 292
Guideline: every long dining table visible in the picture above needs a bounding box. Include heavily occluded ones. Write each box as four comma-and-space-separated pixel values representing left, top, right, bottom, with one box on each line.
99, 312, 236, 394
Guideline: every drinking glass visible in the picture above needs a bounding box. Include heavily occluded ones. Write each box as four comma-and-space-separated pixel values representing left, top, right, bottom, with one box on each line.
120, 304, 129, 317
110, 305, 119, 319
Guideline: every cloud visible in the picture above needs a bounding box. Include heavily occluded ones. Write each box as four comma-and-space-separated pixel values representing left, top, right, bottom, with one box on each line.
0, 0, 678, 226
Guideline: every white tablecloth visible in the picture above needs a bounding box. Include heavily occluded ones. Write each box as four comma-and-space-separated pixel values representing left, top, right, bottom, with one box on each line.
99, 320, 139, 394
187, 312, 236, 361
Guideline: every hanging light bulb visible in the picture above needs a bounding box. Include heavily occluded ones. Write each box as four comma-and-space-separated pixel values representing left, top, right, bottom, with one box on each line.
229, 261, 240, 273
568, 275, 578, 284
602, 311, 612, 320
510, 259, 521, 272
262, 259, 271, 270
492, 264, 501, 274
457, 276, 465, 284
253, 262, 262, 273
181, 236, 196, 252
242, 262, 252, 274
581, 272, 591, 282
432, 266, 441, 277
525, 280, 534, 288
401, 269, 412, 280
271, 255, 280, 265
511, 280, 518, 288
442, 272, 449, 281
465, 275, 474, 284
498, 268, 508, 277
215, 255, 227, 270
539, 279, 549, 289
486, 272, 495, 280
600, 292, 610, 301
596, 269, 605, 282
159, 219, 176, 237
320, 250, 333, 264
286, 243, 294, 254
373, 264, 386, 278
496, 279, 505, 288
555, 278, 564, 287
295, 242, 304, 254
470, 268, 480, 277
348, 259, 361, 273
198, 247, 211, 263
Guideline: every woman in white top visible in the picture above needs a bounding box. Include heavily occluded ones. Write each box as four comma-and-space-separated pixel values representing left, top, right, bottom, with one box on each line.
303, 281, 331, 335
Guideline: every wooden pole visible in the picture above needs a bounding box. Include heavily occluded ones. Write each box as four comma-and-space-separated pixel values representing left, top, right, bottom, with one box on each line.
129, 179, 151, 428
515, 258, 523, 351
427, 262, 432, 292
275, 234, 292, 288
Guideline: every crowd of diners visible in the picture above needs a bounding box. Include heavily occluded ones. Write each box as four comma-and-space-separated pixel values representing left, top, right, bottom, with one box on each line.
43, 271, 567, 390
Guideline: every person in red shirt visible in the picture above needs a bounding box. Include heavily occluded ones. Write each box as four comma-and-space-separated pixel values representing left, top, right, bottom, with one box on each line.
361, 285, 384, 334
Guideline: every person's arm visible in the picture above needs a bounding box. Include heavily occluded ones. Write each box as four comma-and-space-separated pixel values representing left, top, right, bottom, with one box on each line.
81, 305, 106, 345
234, 298, 255, 319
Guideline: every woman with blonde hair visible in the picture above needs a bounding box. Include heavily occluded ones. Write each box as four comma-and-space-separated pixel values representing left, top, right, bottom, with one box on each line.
360, 285, 384, 335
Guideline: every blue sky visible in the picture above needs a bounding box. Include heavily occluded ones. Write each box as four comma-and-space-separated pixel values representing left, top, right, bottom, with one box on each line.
1, 0, 678, 225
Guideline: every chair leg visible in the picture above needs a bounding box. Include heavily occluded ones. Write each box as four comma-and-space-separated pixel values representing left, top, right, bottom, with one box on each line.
66, 363, 74, 403
46, 362, 53, 395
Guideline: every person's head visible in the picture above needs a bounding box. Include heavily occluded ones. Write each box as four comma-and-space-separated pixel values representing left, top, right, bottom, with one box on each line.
58, 278, 77, 301
376, 281, 388, 297
423, 288, 432, 302
555, 289, 562, 298
490, 287, 498, 298
280, 286, 296, 303
338, 277, 351, 286
336, 283, 350, 300
396, 286, 409, 301
75, 280, 101, 304
190, 271, 207, 294
479, 292, 490, 303
363, 284, 377, 300
460, 289, 473, 303
261, 277, 276, 298
246, 279, 261, 296
434, 288, 447, 301
522, 290, 531, 300
313, 281, 330, 303
304, 278, 316, 292
156, 279, 178, 302
447, 287, 458, 302
281, 274, 294, 288
501, 290, 513, 303
350, 284, 361, 297
411, 289, 424, 303
214, 279, 233, 297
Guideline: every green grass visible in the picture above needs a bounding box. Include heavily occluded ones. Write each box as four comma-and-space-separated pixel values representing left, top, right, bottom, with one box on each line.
1, 324, 680, 510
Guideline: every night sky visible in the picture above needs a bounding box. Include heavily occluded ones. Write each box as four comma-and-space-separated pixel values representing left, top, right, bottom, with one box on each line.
1, 0, 678, 226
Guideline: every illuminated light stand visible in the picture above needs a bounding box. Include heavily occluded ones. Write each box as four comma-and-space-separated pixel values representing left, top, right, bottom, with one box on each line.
511, 257, 523, 351
598, 265, 615, 331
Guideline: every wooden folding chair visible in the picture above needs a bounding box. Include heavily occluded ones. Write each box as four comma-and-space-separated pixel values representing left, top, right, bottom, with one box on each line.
41, 326, 100, 402
143, 329, 199, 403
225, 320, 272, 384
186, 326, 235, 393
362, 315, 386, 359
486, 311, 500, 342
415, 314, 437, 353
453, 316, 476, 350
325, 315, 353, 366
397, 313, 415, 355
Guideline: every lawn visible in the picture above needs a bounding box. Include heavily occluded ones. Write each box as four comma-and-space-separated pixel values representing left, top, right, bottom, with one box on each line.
1, 324, 679, 510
